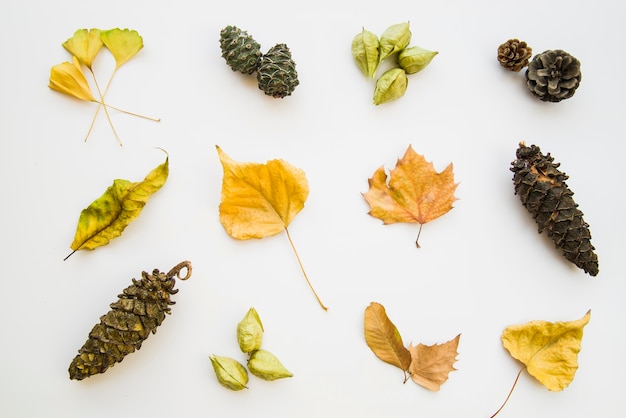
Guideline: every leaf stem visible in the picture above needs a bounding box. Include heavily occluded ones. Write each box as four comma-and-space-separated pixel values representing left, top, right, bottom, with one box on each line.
415, 223, 423, 248
284, 227, 328, 311
88, 69, 122, 146
489, 366, 525, 418
100, 102, 161, 121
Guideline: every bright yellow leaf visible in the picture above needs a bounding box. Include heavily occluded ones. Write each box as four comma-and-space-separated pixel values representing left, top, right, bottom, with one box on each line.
501, 310, 591, 391
216, 146, 308, 240
100, 28, 144, 69
62, 28, 103, 69
363, 145, 458, 246
49, 56, 95, 101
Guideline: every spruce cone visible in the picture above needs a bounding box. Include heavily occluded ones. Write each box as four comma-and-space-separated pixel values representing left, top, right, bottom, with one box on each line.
69, 261, 192, 380
219, 25, 262, 74
497, 39, 532, 72
257, 43, 299, 98
511, 143, 598, 276
526, 50, 581, 102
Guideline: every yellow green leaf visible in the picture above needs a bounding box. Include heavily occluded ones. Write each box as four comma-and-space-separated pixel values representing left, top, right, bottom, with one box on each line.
100, 28, 143, 69
501, 310, 591, 391
364, 302, 412, 373
49, 56, 95, 102
216, 145, 308, 239
62, 28, 103, 69
65, 152, 168, 259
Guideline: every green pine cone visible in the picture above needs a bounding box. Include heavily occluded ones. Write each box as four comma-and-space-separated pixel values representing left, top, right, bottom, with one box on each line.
257, 43, 299, 98
219, 25, 262, 75
511, 143, 598, 276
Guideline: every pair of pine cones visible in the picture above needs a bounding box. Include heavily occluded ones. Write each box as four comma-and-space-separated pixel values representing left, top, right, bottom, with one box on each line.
219, 26, 299, 98
497, 38, 582, 102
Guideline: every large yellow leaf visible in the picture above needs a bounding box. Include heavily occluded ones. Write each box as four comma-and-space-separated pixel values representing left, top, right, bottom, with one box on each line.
364, 302, 412, 372
65, 153, 168, 259
408, 334, 460, 391
363, 145, 458, 246
501, 310, 591, 391
217, 146, 308, 239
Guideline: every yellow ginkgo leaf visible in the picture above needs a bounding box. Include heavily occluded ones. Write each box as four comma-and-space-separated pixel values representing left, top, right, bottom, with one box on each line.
62, 28, 103, 69
501, 310, 591, 391
100, 28, 144, 69
49, 56, 95, 101
216, 145, 308, 239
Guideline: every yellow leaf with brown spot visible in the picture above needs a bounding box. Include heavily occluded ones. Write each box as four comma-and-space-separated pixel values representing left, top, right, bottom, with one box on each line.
363, 145, 458, 246
408, 334, 460, 391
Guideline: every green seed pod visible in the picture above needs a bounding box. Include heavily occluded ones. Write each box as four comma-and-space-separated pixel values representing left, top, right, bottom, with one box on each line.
247, 349, 293, 381
397, 46, 438, 74
379, 22, 411, 62
210, 355, 249, 390
352, 28, 380, 79
237, 307, 264, 353
373, 68, 408, 105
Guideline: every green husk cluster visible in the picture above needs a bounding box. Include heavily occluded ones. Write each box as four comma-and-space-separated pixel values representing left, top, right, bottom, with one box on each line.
210, 308, 293, 391
352, 22, 438, 105
219, 25, 299, 98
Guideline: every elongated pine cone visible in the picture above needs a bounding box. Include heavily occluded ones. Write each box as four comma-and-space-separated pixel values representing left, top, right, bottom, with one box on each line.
219, 25, 262, 74
497, 39, 532, 72
526, 50, 581, 102
257, 43, 299, 98
511, 143, 598, 276
69, 261, 193, 380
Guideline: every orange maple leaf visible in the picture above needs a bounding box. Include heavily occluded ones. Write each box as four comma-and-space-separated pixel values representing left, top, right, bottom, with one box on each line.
363, 145, 458, 247
408, 334, 460, 391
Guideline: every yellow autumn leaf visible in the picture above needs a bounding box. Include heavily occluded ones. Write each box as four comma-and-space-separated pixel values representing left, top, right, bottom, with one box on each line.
363, 145, 458, 247
216, 146, 327, 311
62, 28, 103, 69
364, 302, 412, 374
408, 334, 460, 391
65, 152, 168, 259
49, 56, 95, 102
217, 146, 308, 239
100, 28, 144, 69
501, 310, 591, 391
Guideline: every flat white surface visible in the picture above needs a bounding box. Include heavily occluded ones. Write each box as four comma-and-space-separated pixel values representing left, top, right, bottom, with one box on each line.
1, 1, 624, 417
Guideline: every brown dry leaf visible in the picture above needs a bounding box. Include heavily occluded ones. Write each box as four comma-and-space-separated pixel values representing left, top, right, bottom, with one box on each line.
408, 334, 460, 391
364, 302, 412, 373
363, 145, 458, 247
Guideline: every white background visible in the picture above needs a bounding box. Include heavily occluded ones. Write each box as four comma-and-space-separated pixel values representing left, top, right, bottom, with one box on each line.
1, 0, 624, 417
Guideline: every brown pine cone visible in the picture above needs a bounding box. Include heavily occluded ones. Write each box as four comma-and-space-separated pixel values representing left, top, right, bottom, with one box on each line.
526, 50, 581, 102
497, 39, 532, 72
511, 143, 598, 276
69, 261, 192, 380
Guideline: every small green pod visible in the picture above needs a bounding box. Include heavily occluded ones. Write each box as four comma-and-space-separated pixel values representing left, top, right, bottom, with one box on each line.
237, 307, 264, 353
373, 68, 408, 105
379, 22, 411, 62
397, 46, 438, 74
247, 349, 293, 381
352, 28, 380, 79
210, 355, 249, 390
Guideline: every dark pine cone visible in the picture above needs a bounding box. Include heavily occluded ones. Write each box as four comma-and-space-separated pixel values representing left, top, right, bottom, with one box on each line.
511, 143, 598, 276
497, 39, 532, 72
526, 50, 581, 102
219, 25, 262, 75
69, 261, 192, 380
257, 43, 299, 98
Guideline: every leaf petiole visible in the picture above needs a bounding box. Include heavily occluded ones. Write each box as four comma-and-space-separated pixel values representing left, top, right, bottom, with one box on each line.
285, 227, 328, 311
489, 366, 525, 418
